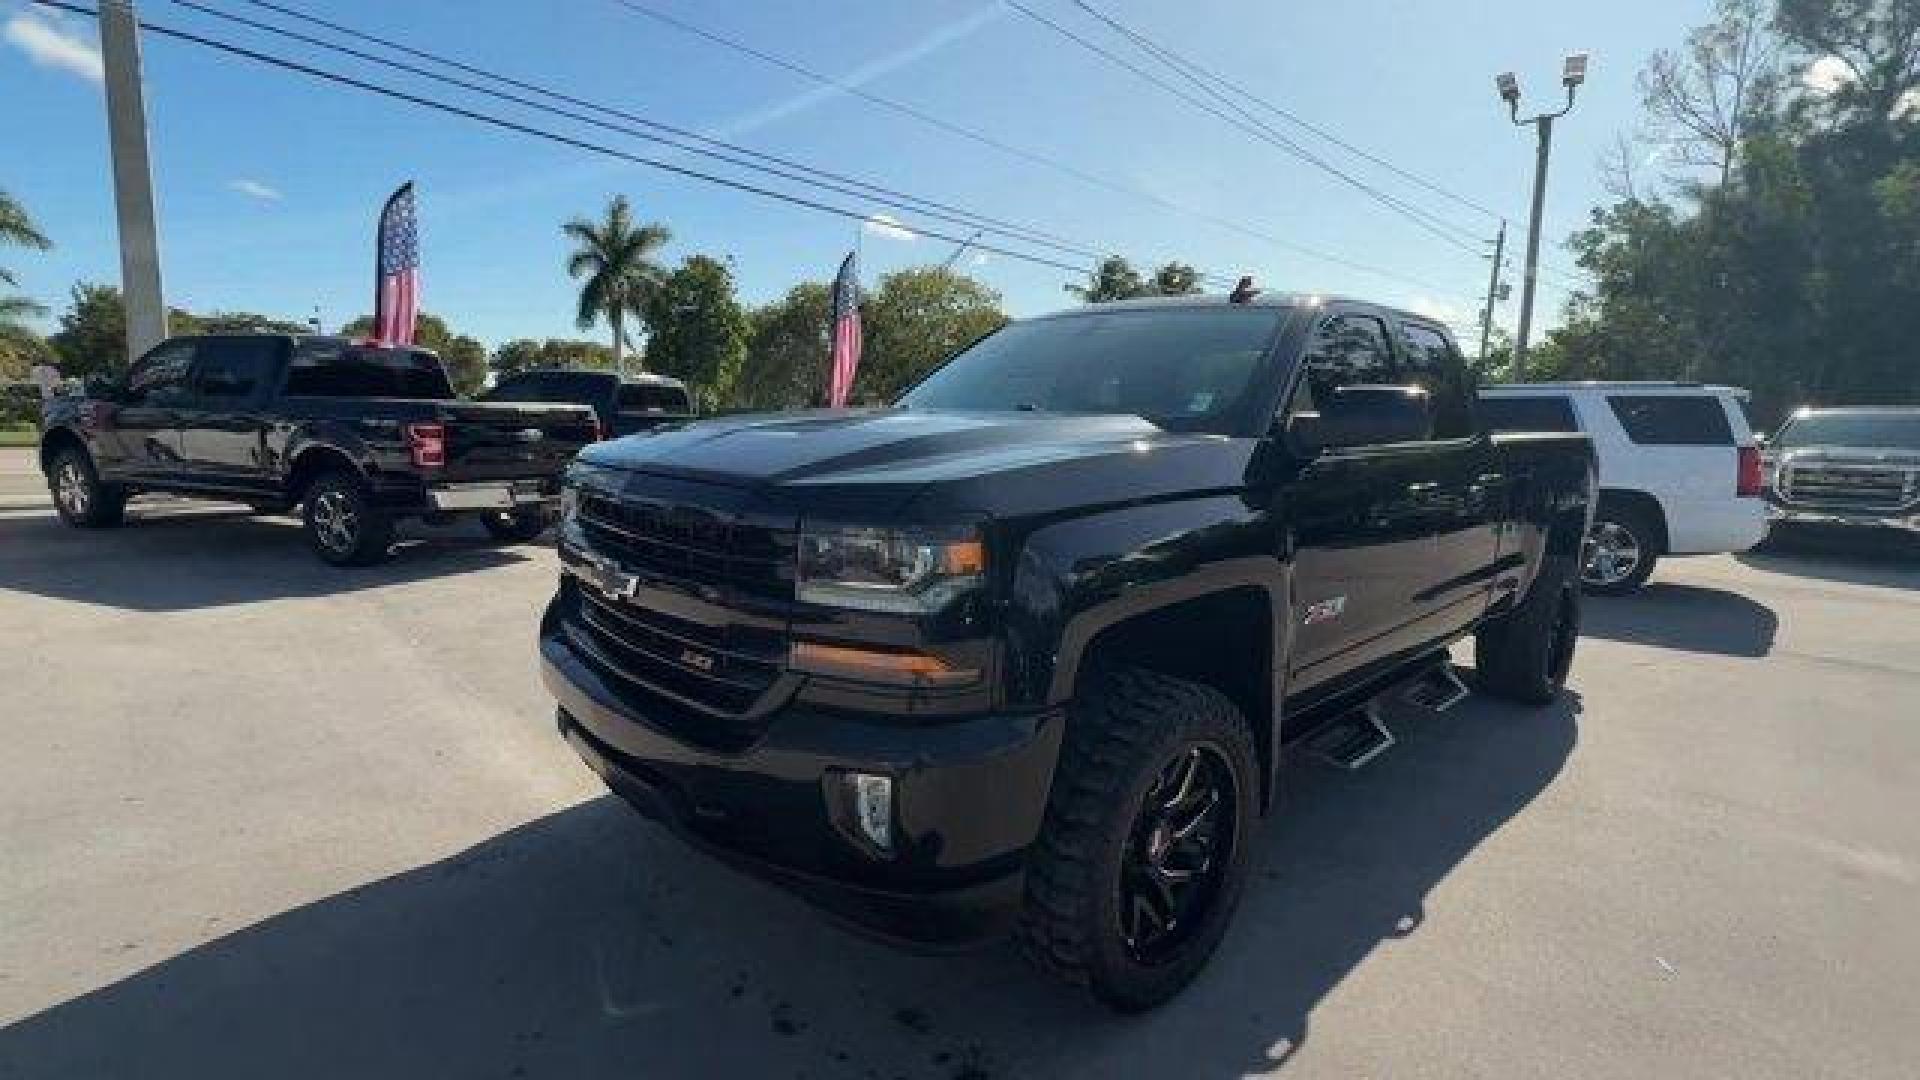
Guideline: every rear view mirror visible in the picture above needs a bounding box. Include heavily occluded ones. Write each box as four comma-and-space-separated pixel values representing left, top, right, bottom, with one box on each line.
1288, 385, 1433, 452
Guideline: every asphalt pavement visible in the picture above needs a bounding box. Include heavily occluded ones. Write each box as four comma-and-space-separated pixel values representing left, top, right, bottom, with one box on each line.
1, 445, 1916, 1079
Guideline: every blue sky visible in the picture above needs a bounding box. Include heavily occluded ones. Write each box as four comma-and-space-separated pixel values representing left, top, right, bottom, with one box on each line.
3, 0, 1712, 350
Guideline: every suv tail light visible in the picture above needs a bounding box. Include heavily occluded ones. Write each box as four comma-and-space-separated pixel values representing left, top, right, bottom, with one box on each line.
591, 414, 606, 442
406, 422, 446, 468
1737, 444, 1763, 498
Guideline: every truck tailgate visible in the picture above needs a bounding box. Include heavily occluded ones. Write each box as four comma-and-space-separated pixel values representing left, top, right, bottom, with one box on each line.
438, 401, 597, 481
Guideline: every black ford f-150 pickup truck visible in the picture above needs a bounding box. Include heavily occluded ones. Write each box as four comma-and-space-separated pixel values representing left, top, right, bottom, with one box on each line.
39, 333, 598, 564
539, 294, 1595, 1009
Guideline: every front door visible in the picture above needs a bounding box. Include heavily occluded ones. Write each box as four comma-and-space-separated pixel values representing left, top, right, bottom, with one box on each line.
1280, 312, 1437, 696
106, 340, 197, 482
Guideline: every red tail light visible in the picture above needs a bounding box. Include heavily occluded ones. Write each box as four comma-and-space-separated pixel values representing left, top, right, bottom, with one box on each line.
591, 414, 606, 442
1737, 444, 1763, 498
406, 422, 446, 468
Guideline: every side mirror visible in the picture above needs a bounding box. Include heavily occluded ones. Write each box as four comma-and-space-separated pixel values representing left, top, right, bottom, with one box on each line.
1287, 385, 1433, 452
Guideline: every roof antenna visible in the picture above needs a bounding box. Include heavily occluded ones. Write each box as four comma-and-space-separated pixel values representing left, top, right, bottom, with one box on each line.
1228, 276, 1260, 304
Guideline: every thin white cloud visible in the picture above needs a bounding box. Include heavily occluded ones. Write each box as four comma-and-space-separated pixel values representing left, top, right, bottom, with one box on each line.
1894, 88, 1920, 122
1409, 296, 1471, 327
862, 213, 916, 242
1802, 55, 1854, 96
970, 251, 991, 267
708, 4, 1003, 140
4, 11, 103, 83
229, 179, 283, 202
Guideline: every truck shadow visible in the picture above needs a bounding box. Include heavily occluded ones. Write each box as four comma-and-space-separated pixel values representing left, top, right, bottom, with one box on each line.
0, 501, 539, 611
1579, 581, 1778, 657
1740, 527, 1920, 592
0, 689, 1577, 1078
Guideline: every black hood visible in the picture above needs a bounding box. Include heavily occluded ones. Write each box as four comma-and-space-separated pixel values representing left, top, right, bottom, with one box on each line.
577, 409, 1256, 519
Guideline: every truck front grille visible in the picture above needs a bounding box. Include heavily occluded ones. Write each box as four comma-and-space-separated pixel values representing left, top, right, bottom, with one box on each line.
1780, 464, 1915, 511
565, 586, 784, 719
576, 492, 795, 602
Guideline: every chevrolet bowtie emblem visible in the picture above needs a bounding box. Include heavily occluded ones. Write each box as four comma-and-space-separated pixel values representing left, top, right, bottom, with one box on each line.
577, 551, 640, 602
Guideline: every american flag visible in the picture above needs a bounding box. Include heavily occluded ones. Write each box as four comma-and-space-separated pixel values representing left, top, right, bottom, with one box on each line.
373, 182, 419, 345
827, 251, 862, 408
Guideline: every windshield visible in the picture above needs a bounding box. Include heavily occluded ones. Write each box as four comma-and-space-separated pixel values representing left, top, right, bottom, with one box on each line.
1775, 411, 1920, 450
897, 307, 1287, 433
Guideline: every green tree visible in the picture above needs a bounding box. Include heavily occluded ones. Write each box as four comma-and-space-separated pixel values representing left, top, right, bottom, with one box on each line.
492, 337, 617, 377
738, 282, 832, 410
0, 323, 51, 381
48, 283, 200, 378
644, 255, 748, 410
1070, 255, 1207, 302
858, 267, 1007, 402
563, 195, 670, 374
339, 311, 486, 395
1, 188, 51, 291
1150, 262, 1203, 296
194, 311, 309, 335
1069, 256, 1146, 303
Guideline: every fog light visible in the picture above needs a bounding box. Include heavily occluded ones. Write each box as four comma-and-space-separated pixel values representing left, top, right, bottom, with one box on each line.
846, 772, 893, 852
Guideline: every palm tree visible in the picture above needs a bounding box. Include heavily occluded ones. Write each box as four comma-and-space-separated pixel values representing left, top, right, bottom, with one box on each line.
562, 195, 669, 373
1, 189, 52, 289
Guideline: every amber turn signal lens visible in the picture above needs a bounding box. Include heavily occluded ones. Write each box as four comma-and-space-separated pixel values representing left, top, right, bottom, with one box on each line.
941, 540, 985, 575
791, 641, 978, 688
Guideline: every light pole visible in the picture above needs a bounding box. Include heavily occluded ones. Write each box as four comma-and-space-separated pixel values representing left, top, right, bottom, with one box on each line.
99, 0, 168, 365
1497, 52, 1588, 368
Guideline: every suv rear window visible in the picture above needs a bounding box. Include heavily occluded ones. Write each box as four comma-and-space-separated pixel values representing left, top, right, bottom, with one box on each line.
618, 384, 690, 413
1478, 394, 1580, 433
1607, 394, 1732, 445
286, 341, 453, 399
485, 371, 609, 406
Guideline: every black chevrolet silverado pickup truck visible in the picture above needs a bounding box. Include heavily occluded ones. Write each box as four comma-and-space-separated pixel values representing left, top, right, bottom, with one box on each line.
39, 333, 598, 564
540, 295, 1595, 1009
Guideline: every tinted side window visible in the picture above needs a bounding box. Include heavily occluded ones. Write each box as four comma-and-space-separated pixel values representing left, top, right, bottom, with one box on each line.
1289, 314, 1396, 415
194, 338, 279, 402
1607, 395, 1733, 445
125, 342, 197, 406
1399, 323, 1474, 439
1479, 395, 1581, 433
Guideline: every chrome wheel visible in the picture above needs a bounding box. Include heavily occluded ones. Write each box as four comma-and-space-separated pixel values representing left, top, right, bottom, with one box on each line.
54, 459, 90, 517
1581, 520, 1642, 587
1118, 745, 1236, 963
310, 490, 358, 553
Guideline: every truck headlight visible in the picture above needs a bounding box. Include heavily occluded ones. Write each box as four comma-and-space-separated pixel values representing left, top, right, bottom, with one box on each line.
797, 526, 985, 613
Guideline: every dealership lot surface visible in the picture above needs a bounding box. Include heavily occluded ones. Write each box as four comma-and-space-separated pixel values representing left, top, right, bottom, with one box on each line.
1, 446, 1915, 1079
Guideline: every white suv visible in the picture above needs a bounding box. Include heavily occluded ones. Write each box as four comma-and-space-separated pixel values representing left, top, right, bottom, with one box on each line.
1479, 382, 1768, 593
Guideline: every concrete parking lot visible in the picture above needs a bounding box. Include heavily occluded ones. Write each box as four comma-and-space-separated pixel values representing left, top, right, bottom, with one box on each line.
1, 444, 1916, 1079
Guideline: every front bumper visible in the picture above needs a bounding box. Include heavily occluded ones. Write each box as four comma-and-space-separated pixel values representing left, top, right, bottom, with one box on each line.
1767, 498, 1920, 534
541, 620, 1065, 950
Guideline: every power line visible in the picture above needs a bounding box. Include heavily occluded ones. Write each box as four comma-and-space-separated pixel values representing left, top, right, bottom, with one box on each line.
1001, 0, 1490, 257
34, 0, 1103, 278
165, 0, 1095, 263
604, 0, 1478, 299
1067, 0, 1506, 225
